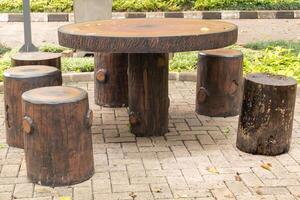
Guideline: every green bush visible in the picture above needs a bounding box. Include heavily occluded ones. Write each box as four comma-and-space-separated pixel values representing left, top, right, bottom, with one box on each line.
194, 0, 300, 10
1, 0, 299, 12
0, 0, 73, 13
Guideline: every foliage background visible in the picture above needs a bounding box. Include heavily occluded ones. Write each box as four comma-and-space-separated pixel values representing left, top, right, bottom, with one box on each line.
0, 0, 299, 12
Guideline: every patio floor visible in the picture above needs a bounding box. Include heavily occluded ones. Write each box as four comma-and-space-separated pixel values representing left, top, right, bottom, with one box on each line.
0, 80, 300, 200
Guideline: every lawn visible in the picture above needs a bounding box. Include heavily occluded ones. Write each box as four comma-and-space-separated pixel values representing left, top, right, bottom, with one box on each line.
0, 40, 299, 82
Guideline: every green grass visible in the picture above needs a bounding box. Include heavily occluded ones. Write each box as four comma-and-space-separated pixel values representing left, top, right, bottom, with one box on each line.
39, 43, 70, 53
0, 41, 299, 83
0, 43, 11, 56
62, 57, 94, 73
244, 40, 300, 55
169, 41, 300, 82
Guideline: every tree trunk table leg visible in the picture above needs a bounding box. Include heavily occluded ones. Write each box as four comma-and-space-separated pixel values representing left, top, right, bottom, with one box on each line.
94, 53, 128, 107
128, 53, 169, 137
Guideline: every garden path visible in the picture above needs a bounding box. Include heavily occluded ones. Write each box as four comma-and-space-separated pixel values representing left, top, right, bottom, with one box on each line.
0, 80, 300, 199
0, 19, 299, 47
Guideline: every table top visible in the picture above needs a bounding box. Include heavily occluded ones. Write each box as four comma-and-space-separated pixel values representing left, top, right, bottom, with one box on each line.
58, 18, 238, 53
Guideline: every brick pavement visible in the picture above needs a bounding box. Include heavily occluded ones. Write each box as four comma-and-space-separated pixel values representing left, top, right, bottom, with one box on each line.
0, 80, 299, 200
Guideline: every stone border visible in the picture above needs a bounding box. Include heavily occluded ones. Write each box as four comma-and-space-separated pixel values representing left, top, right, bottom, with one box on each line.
0, 10, 299, 22
0, 72, 299, 94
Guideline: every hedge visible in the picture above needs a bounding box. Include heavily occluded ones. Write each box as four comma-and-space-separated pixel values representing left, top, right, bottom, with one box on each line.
0, 0, 300, 12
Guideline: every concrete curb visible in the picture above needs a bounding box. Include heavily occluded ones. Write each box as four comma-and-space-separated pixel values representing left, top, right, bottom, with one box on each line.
0, 10, 299, 22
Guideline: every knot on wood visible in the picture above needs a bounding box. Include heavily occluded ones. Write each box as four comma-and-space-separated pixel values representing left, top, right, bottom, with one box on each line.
129, 112, 139, 125
197, 87, 209, 103
23, 116, 34, 135
96, 69, 108, 83
85, 110, 93, 128
225, 80, 239, 95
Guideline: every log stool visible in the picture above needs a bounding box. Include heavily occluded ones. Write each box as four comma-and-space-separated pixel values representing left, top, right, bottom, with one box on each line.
11, 52, 61, 70
4, 65, 62, 148
196, 49, 243, 117
22, 86, 94, 186
237, 73, 297, 156
94, 53, 128, 107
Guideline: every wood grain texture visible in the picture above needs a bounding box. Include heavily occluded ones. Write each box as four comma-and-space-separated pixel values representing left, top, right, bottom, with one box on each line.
196, 49, 243, 117
128, 53, 169, 136
94, 53, 128, 107
236, 73, 297, 156
4, 66, 62, 149
11, 52, 61, 70
22, 86, 94, 186
58, 19, 238, 53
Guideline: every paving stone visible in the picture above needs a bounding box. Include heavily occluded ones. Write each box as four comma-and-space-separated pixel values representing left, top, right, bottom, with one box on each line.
0, 164, 19, 177
13, 183, 34, 199
239, 173, 264, 187
74, 187, 92, 200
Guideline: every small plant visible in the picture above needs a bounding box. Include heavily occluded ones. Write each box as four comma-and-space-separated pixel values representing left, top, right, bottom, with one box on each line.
39, 43, 70, 53
62, 57, 94, 72
169, 51, 198, 72
0, 43, 11, 56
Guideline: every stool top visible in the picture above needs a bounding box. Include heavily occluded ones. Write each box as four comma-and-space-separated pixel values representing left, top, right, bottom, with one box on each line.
11, 52, 61, 61
22, 86, 88, 104
4, 65, 60, 79
199, 48, 243, 58
246, 73, 297, 86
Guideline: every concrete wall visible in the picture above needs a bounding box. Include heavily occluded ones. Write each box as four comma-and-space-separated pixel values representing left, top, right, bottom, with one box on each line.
74, 0, 112, 23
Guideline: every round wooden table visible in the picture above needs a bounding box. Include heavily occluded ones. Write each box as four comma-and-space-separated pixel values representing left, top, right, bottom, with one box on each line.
58, 18, 238, 137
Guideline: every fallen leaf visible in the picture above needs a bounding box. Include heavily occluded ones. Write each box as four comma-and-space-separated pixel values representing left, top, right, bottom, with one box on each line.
256, 189, 263, 195
153, 188, 162, 193
0, 144, 7, 149
235, 175, 241, 181
59, 197, 72, 200
207, 167, 219, 174
129, 192, 137, 199
261, 163, 272, 171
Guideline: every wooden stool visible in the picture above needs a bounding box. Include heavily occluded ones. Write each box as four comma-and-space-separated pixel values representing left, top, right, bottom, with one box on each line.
22, 86, 94, 186
196, 49, 243, 117
4, 65, 62, 148
237, 73, 297, 156
94, 53, 128, 107
11, 52, 61, 70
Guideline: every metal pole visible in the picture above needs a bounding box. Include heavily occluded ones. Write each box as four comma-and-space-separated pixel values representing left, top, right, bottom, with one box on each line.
20, 0, 38, 52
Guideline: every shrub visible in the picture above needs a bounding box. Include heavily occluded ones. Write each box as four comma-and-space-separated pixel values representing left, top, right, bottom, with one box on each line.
0, 0, 73, 13
1, 0, 299, 12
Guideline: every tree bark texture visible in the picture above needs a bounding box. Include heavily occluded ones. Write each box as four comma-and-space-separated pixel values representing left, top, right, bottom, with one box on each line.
94, 53, 128, 107
11, 52, 61, 70
4, 66, 62, 148
196, 49, 243, 117
128, 53, 169, 137
22, 86, 94, 186
236, 73, 297, 156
